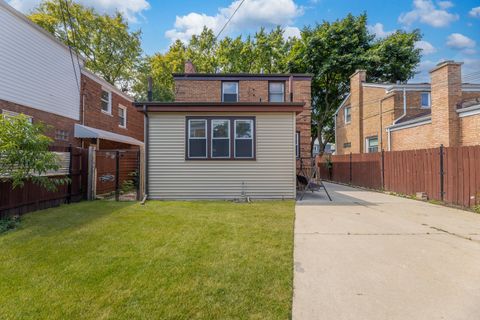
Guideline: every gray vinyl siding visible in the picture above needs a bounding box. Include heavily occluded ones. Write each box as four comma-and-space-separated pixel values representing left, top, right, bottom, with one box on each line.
148, 112, 296, 199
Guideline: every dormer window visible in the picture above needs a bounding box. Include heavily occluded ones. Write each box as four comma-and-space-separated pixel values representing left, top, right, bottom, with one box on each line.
421, 92, 431, 108
269, 82, 285, 102
222, 82, 238, 102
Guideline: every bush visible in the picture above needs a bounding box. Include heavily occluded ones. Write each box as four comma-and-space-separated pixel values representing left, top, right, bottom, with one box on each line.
0, 216, 20, 234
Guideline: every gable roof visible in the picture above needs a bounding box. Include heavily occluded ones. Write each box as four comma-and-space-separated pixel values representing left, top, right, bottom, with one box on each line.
334, 94, 351, 116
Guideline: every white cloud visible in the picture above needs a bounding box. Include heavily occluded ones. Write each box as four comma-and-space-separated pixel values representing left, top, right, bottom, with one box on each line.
415, 40, 437, 55
469, 7, 480, 18
398, 0, 459, 27
165, 0, 303, 42
8, 0, 150, 22
446, 33, 476, 49
283, 26, 301, 39
367, 23, 394, 38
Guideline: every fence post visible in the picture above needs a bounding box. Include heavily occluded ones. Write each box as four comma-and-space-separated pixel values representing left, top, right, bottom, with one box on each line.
115, 151, 120, 201
439, 144, 444, 201
381, 149, 385, 190
67, 144, 73, 204
349, 152, 352, 184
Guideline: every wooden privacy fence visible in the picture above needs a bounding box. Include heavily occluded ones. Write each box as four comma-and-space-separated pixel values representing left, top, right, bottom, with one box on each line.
318, 145, 480, 208
0, 146, 88, 217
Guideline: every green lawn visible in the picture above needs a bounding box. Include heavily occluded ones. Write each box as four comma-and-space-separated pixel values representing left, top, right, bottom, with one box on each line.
0, 200, 295, 319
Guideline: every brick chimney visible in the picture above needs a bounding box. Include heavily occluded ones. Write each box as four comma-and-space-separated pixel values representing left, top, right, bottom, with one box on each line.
349, 69, 366, 153
429, 60, 463, 147
184, 60, 196, 74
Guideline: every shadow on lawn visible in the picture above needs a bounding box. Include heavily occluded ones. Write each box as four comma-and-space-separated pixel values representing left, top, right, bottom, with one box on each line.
3, 200, 138, 240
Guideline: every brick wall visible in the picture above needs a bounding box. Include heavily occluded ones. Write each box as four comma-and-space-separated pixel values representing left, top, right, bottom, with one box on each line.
390, 123, 434, 151
0, 98, 80, 147
459, 115, 480, 146
81, 74, 144, 144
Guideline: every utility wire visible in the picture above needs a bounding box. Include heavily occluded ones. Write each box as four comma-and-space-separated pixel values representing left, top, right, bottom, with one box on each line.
58, 0, 80, 92
63, 0, 83, 75
215, 0, 246, 40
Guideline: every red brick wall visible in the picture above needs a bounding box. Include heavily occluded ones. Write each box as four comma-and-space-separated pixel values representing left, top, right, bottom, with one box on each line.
0, 98, 80, 147
81, 74, 144, 144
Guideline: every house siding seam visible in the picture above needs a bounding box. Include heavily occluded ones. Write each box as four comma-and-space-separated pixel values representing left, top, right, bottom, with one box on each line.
147, 112, 296, 199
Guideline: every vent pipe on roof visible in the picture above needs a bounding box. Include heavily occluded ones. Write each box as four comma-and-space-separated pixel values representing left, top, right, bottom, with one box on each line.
147, 76, 153, 102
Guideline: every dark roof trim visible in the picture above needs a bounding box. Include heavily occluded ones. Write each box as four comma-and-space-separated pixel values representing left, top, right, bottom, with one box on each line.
134, 101, 305, 114
172, 73, 312, 81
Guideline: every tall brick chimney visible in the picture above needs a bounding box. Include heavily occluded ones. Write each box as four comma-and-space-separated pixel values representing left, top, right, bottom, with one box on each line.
184, 60, 196, 74
429, 60, 463, 147
349, 69, 366, 153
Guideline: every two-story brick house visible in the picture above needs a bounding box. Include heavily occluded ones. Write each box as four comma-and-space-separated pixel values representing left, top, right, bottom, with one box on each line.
0, 0, 143, 149
135, 62, 312, 199
335, 60, 480, 155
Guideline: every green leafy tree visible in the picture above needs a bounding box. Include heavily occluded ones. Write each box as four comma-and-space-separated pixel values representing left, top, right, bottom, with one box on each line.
0, 115, 69, 191
288, 14, 421, 153
29, 0, 142, 86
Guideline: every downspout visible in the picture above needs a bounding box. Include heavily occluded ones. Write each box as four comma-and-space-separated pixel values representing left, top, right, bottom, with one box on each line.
387, 127, 391, 151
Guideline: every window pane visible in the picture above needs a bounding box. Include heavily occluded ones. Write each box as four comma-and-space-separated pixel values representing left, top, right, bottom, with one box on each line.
189, 120, 206, 138
189, 140, 207, 158
235, 140, 253, 158
101, 90, 109, 101
421, 93, 430, 107
222, 82, 237, 94
269, 82, 284, 93
212, 139, 229, 158
235, 120, 252, 138
223, 93, 237, 102
270, 93, 284, 102
212, 120, 229, 138
101, 100, 109, 111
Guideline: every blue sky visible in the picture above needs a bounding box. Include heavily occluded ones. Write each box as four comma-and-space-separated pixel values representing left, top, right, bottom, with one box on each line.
10, 0, 480, 82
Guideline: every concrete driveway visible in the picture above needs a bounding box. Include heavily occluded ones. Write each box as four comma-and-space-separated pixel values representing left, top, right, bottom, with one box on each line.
293, 182, 480, 320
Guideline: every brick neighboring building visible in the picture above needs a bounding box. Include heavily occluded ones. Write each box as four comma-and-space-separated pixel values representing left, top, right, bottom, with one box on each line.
334, 61, 480, 155
0, 0, 143, 149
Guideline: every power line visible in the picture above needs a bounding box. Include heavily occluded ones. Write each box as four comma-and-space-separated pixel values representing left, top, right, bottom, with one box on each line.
58, 0, 80, 92
215, 0, 246, 40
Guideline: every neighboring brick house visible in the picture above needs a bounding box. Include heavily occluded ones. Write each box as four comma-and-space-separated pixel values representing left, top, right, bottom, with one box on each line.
0, 0, 143, 149
134, 61, 312, 199
334, 60, 480, 155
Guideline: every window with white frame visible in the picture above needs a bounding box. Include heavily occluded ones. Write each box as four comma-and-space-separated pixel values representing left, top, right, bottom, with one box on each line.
295, 132, 300, 158
222, 82, 238, 102
101, 89, 111, 113
1, 109, 32, 123
421, 92, 431, 108
344, 106, 351, 124
188, 119, 208, 158
269, 82, 285, 102
366, 136, 379, 153
118, 105, 127, 128
211, 119, 230, 158
234, 119, 254, 158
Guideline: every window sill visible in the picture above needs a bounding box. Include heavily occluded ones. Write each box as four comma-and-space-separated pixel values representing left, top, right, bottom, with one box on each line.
185, 158, 256, 161
101, 110, 113, 116
118, 125, 127, 129
420, 106, 431, 109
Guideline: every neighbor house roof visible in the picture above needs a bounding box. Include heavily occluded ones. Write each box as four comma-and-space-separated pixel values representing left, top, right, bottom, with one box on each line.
173, 73, 313, 81
134, 101, 305, 114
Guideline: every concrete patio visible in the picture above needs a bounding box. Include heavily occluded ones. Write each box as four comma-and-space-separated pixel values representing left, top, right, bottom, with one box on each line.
293, 182, 480, 320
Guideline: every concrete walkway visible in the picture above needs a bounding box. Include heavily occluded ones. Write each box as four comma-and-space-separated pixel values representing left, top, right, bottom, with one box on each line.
293, 182, 480, 320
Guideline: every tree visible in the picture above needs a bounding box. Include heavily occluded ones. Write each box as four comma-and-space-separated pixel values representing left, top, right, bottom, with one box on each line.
29, 0, 142, 86
0, 115, 68, 191
287, 14, 421, 153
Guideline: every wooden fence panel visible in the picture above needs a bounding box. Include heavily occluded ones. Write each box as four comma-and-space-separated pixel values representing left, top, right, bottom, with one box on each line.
351, 153, 382, 189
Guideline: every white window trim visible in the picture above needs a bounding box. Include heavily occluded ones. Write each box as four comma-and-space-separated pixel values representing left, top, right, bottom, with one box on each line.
118, 105, 127, 129
344, 106, 351, 124
269, 82, 285, 102
365, 136, 379, 153
234, 119, 254, 159
211, 119, 231, 159
101, 89, 112, 114
222, 82, 238, 102
188, 119, 208, 159
421, 92, 431, 109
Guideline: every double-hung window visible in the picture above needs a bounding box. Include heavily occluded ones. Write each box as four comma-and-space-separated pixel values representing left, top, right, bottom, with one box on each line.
118, 105, 127, 128
211, 119, 230, 158
421, 92, 431, 108
234, 119, 254, 158
344, 106, 351, 124
186, 117, 255, 160
188, 119, 207, 158
101, 89, 111, 113
269, 82, 285, 102
366, 136, 379, 153
222, 82, 238, 102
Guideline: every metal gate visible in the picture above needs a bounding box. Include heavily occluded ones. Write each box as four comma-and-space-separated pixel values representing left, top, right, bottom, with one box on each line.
94, 149, 140, 201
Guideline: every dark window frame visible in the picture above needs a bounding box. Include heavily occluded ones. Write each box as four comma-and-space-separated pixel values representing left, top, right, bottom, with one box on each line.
185, 116, 256, 161
221, 81, 239, 102
187, 119, 208, 159
295, 131, 300, 159
268, 81, 286, 102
